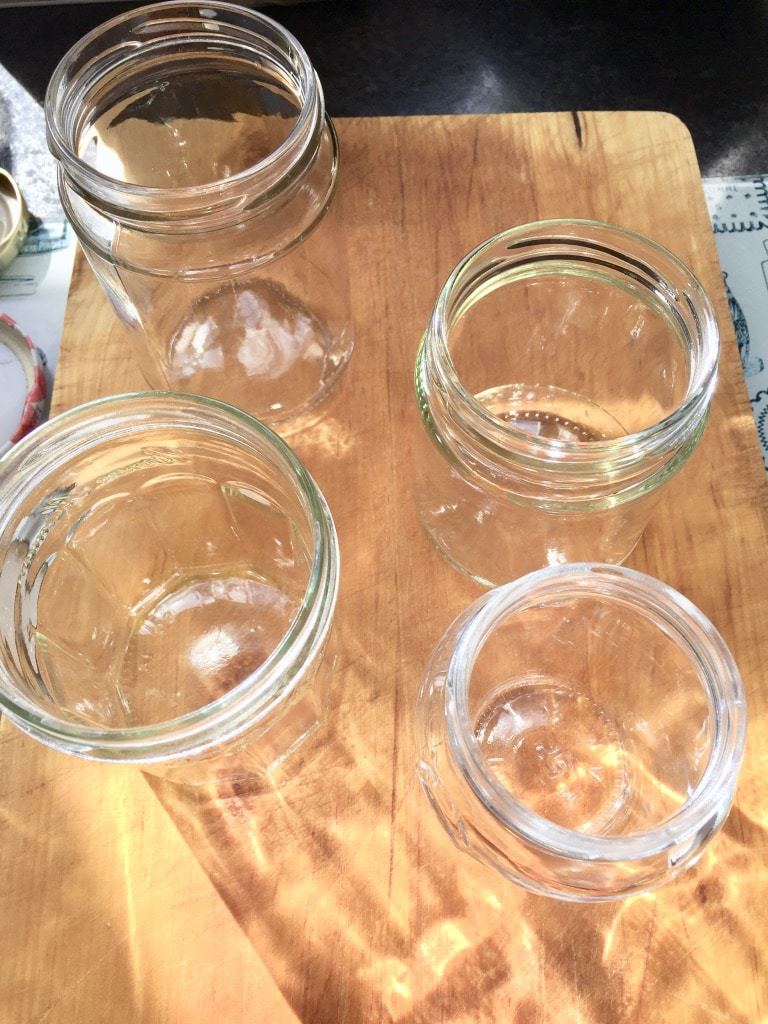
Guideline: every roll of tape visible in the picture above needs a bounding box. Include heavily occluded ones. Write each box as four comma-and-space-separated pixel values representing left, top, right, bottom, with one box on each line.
0, 313, 47, 458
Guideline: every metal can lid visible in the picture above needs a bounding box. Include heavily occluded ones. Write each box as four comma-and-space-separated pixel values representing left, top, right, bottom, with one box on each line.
0, 313, 47, 458
0, 169, 29, 271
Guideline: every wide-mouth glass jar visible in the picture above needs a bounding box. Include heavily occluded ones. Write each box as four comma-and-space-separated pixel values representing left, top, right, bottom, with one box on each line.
46, 2, 354, 425
414, 220, 719, 586
0, 393, 339, 784
417, 564, 746, 901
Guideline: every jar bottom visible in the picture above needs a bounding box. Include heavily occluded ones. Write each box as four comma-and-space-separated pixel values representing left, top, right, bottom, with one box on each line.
414, 429, 653, 587
161, 277, 353, 423
475, 383, 628, 441
474, 675, 632, 834
119, 572, 297, 725
36, 567, 299, 729
416, 495, 647, 589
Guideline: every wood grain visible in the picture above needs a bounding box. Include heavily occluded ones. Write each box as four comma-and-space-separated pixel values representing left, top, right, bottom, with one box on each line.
2, 112, 767, 1023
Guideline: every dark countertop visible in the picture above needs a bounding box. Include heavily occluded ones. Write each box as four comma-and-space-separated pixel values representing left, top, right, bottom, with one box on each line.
1, 0, 767, 178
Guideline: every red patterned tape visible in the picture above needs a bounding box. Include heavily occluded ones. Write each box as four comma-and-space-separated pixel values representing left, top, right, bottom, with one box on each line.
0, 312, 47, 457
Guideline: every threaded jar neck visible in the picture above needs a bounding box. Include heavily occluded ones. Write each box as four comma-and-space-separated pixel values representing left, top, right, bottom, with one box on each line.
45, 1, 326, 226
416, 220, 719, 504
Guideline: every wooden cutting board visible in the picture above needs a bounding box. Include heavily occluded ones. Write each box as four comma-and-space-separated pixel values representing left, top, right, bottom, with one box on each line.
2, 112, 767, 1024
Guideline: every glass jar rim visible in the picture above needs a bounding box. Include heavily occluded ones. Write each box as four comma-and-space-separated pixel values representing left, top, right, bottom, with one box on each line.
0, 391, 339, 761
45, 1, 322, 213
426, 219, 720, 471
444, 563, 746, 862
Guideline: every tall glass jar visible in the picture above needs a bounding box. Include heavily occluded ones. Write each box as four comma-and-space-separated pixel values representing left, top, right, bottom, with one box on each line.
45, 2, 353, 424
414, 220, 719, 586
0, 393, 339, 785
417, 564, 747, 901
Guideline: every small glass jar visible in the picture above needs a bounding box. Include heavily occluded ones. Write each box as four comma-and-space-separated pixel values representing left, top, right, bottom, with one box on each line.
45, 2, 353, 424
417, 564, 746, 901
414, 220, 719, 586
0, 393, 339, 785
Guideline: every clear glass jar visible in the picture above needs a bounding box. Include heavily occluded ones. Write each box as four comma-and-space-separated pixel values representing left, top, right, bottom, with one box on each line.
414, 220, 719, 586
417, 564, 746, 901
0, 392, 339, 785
45, 2, 353, 425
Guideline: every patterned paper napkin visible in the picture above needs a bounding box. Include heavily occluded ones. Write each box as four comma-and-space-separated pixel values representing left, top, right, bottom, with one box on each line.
704, 176, 768, 470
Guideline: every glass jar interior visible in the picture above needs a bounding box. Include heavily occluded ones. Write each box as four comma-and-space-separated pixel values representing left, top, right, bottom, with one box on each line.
76, 41, 305, 189
446, 257, 692, 439
0, 422, 314, 730
463, 591, 715, 837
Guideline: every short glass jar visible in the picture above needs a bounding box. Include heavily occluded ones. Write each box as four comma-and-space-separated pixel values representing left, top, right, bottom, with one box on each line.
0, 393, 339, 784
414, 220, 719, 586
417, 564, 746, 901
46, 2, 353, 424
